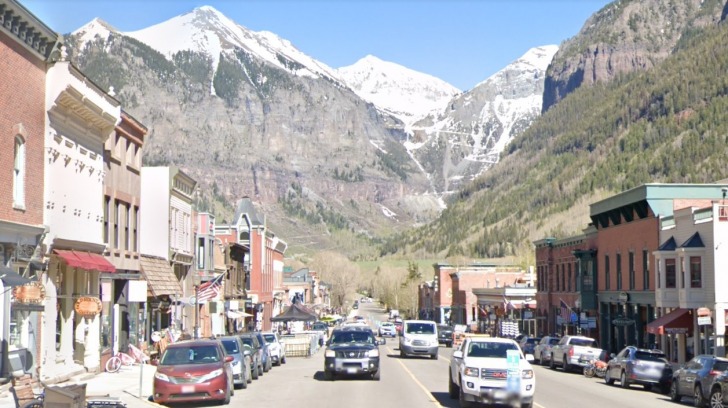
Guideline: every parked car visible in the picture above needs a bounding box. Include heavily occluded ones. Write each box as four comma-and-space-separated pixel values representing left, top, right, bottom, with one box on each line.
670, 354, 728, 405
261, 331, 287, 366
437, 325, 454, 347
519, 336, 542, 356
152, 339, 234, 405
533, 336, 560, 365
253, 332, 273, 372
705, 369, 728, 408
399, 320, 439, 359
449, 335, 536, 408
219, 336, 251, 389
604, 346, 672, 393
238, 333, 263, 379
550, 335, 602, 372
324, 326, 385, 381
378, 321, 397, 338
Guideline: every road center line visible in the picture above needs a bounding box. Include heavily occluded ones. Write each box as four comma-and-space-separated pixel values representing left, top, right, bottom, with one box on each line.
386, 346, 443, 407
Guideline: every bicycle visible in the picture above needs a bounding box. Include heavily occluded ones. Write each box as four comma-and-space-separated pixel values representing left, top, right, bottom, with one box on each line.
105, 344, 147, 373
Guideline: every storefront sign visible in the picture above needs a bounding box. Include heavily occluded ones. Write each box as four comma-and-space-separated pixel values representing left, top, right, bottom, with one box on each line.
698, 316, 712, 326
612, 317, 635, 326
665, 327, 688, 334
697, 307, 711, 317
74, 296, 102, 317
12, 282, 45, 304
128, 280, 148, 302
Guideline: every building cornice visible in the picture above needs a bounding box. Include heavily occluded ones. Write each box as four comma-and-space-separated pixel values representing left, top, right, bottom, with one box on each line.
0, 0, 61, 61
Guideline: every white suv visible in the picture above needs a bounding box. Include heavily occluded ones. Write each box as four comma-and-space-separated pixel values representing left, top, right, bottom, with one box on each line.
449, 336, 536, 408
261, 332, 286, 366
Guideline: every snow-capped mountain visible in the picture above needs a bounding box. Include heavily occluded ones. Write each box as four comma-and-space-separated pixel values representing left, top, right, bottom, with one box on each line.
336, 55, 460, 127
408, 45, 559, 193
73, 5, 343, 93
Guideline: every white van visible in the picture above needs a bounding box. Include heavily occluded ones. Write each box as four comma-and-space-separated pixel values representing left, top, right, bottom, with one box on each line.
399, 320, 439, 359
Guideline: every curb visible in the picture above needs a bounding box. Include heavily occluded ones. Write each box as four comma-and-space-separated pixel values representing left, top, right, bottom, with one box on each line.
122, 390, 165, 408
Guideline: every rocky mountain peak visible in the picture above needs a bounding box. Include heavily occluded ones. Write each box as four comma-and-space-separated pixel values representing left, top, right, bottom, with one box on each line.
336, 54, 460, 127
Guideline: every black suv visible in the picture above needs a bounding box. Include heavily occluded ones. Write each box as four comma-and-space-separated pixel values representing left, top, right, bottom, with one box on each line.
437, 325, 454, 347
324, 327, 384, 381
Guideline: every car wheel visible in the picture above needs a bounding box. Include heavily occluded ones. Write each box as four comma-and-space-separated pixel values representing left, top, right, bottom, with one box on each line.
670, 381, 682, 402
522, 403, 533, 408
400, 349, 406, 358
709, 387, 724, 408
324, 370, 334, 381
282, 355, 286, 364
264, 359, 271, 373
258, 363, 264, 376
563, 357, 570, 372
620, 371, 630, 389
432, 353, 438, 360
695, 385, 705, 407
449, 371, 459, 399
549, 357, 556, 370
643, 384, 652, 392
372, 370, 380, 381
605, 368, 615, 385
221, 386, 231, 405
459, 377, 473, 408
240, 375, 247, 389
251, 365, 259, 380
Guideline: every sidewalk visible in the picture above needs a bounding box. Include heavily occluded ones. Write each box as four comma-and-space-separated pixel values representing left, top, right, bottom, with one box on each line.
0, 364, 160, 408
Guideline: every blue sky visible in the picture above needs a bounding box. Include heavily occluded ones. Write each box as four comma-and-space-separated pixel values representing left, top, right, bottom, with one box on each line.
22, 0, 612, 91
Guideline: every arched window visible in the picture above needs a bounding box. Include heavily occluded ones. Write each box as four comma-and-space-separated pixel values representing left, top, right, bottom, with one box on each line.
13, 135, 25, 209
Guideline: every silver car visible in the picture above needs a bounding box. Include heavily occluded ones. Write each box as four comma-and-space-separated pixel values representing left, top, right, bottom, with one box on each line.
261, 332, 287, 366
220, 336, 252, 389
533, 336, 560, 365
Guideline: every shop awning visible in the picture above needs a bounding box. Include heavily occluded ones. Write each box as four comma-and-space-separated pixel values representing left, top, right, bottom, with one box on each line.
226, 310, 253, 319
646, 308, 693, 335
0, 266, 33, 287
54, 250, 116, 273
139, 255, 182, 298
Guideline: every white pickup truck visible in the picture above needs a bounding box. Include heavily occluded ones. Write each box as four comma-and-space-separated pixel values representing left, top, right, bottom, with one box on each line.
449, 336, 536, 408
549, 335, 603, 372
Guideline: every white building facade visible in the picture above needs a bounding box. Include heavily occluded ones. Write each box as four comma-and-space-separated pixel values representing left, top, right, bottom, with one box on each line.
41, 59, 120, 379
653, 202, 728, 362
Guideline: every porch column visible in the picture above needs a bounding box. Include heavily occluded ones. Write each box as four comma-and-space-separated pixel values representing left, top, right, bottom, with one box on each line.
59, 268, 75, 365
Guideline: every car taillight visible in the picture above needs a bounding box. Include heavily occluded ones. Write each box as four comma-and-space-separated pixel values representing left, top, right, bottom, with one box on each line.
710, 370, 722, 376
569, 348, 574, 357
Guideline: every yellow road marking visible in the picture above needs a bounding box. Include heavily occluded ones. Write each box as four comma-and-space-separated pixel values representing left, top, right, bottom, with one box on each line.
386, 346, 443, 407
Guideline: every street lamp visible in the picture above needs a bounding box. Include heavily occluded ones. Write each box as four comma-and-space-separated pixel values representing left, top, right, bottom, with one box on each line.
575, 299, 582, 335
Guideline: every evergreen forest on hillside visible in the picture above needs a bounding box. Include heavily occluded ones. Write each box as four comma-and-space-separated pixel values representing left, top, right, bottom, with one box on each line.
381, 22, 728, 259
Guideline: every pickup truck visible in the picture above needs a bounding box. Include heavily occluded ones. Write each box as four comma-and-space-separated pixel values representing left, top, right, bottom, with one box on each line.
449, 336, 536, 408
549, 335, 603, 372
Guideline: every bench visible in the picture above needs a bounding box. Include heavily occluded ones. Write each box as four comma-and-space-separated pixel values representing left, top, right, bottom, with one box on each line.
10, 375, 42, 408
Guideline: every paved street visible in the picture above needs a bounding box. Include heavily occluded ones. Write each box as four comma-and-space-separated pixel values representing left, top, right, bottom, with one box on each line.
0, 301, 703, 408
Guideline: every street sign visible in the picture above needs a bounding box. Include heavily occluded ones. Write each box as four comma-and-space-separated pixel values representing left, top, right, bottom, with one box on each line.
506, 350, 521, 393
698, 316, 712, 326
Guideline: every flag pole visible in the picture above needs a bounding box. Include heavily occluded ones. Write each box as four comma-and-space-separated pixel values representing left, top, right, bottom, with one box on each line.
194, 283, 200, 339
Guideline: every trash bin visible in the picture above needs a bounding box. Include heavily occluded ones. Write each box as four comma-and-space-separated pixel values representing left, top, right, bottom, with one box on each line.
44, 383, 86, 408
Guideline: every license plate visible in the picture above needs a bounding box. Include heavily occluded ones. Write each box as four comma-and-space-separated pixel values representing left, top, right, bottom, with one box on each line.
347, 368, 357, 374
181, 385, 195, 393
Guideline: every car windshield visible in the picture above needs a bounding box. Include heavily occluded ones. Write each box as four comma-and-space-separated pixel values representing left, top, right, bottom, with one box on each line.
713, 361, 728, 371
330, 331, 375, 344
221, 340, 239, 354
635, 351, 666, 361
438, 326, 453, 332
526, 338, 541, 344
263, 334, 276, 343
406, 323, 435, 334
161, 345, 220, 365
313, 324, 328, 331
467, 342, 519, 358
548, 338, 560, 345
240, 337, 255, 348
571, 338, 598, 347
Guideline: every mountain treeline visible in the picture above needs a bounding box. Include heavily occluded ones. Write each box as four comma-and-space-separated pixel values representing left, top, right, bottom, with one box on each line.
382, 21, 728, 259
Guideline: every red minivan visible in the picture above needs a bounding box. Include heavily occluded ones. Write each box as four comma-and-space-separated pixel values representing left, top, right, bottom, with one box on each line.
153, 339, 234, 405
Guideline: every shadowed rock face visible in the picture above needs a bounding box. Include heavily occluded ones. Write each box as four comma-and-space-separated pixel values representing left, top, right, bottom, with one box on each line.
542, 0, 726, 113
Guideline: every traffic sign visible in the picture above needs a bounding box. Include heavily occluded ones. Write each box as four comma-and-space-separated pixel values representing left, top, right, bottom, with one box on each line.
698, 316, 712, 326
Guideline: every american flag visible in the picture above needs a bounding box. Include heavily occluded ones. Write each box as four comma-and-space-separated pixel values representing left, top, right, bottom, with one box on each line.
560, 298, 571, 319
197, 273, 224, 303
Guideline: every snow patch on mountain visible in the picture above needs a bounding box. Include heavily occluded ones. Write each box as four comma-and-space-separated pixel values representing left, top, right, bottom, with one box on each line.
336, 55, 460, 127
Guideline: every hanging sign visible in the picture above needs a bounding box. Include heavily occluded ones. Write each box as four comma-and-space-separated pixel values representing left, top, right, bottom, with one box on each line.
13, 282, 45, 304
74, 296, 102, 317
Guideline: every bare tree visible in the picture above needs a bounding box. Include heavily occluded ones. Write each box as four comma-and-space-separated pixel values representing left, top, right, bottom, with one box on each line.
310, 251, 360, 309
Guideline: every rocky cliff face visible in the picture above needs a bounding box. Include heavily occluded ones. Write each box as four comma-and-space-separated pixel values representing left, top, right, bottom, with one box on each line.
407, 46, 559, 193
543, 0, 726, 112
66, 9, 441, 256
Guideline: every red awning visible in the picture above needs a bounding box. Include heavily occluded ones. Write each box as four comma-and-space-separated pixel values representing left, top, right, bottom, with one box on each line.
646, 308, 693, 335
54, 250, 116, 273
